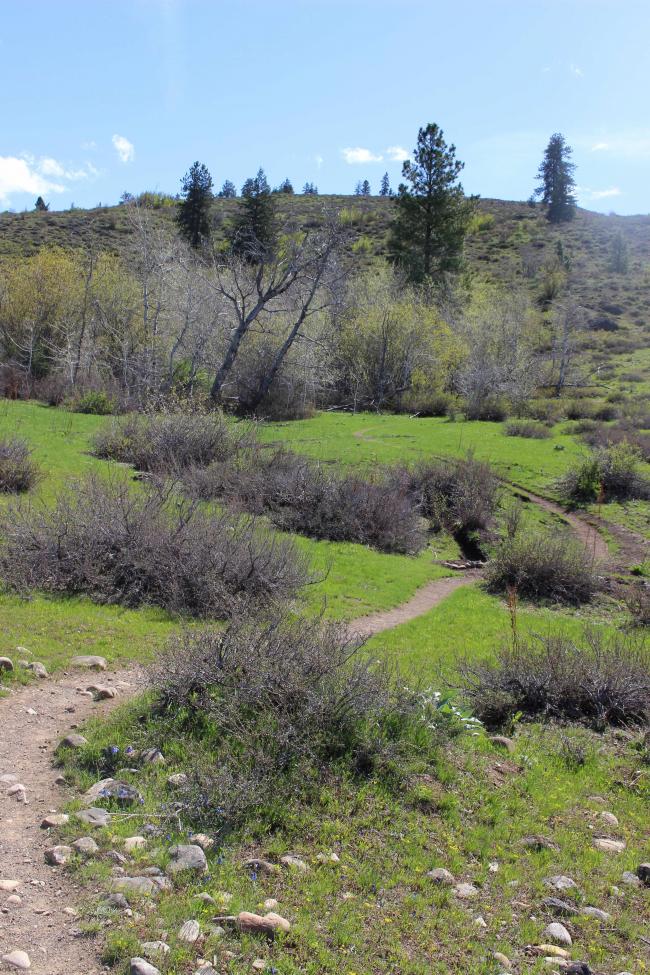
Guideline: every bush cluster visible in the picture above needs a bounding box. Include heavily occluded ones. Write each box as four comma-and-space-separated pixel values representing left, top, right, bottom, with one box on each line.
578, 421, 650, 463
485, 530, 599, 605
0, 437, 39, 493
404, 455, 500, 540
150, 614, 452, 829
93, 411, 250, 473
186, 447, 427, 554
556, 443, 650, 504
0, 475, 310, 617
459, 630, 650, 728
504, 420, 551, 439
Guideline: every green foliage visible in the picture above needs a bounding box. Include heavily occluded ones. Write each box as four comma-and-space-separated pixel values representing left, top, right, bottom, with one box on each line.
69, 390, 115, 415
535, 133, 577, 223
176, 160, 213, 248
229, 167, 277, 258
557, 442, 650, 504
389, 123, 477, 283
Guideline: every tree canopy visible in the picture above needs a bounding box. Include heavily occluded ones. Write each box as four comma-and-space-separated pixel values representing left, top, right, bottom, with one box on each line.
535, 133, 577, 223
176, 161, 213, 248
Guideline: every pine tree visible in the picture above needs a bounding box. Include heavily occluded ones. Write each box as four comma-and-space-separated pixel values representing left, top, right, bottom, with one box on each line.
535, 134, 577, 223
218, 180, 237, 198
275, 178, 294, 194
609, 232, 629, 273
389, 123, 476, 283
229, 168, 277, 258
361, 179, 371, 196
34, 196, 49, 211
354, 180, 364, 196
302, 182, 318, 195
176, 161, 213, 248
379, 172, 390, 196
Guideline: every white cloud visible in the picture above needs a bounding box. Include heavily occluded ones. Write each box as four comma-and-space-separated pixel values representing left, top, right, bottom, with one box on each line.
0, 156, 64, 204
385, 145, 410, 162
39, 157, 91, 181
590, 187, 622, 200
314, 154, 324, 170
341, 147, 383, 164
112, 134, 135, 163
586, 132, 650, 159
591, 142, 609, 152
570, 63, 583, 77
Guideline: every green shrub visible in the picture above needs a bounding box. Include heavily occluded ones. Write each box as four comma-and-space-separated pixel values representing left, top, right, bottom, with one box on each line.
70, 390, 115, 415
485, 530, 599, 605
556, 443, 650, 504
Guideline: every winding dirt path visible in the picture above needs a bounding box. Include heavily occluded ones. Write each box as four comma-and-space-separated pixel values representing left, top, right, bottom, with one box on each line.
0, 669, 138, 974
349, 571, 481, 637
511, 487, 610, 563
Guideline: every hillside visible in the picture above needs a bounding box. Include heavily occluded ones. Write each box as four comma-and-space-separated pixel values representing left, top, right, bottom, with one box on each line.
1, 195, 649, 333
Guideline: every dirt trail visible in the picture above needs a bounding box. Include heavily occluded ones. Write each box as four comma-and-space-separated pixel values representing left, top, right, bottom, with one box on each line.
349, 571, 481, 637
512, 487, 610, 563
0, 669, 138, 974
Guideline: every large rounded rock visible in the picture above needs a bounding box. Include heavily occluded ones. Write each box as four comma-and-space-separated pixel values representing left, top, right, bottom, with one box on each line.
71, 655, 107, 670
427, 867, 455, 885
1, 950, 31, 970
60, 733, 88, 749
166, 844, 207, 876
593, 837, 625, 853
178, 919, 200, 943
129, 959, 161, 975
543, 922, 572, 946
113, 877, 158, 897
72, 836, 99, 855
0, 657, 14, 672
76, 806, 111, 828
44, 845, 73, 866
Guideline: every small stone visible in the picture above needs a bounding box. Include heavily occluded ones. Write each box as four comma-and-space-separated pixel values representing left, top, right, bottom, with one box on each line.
112, 877, 158, 897
454, 882, 479, 899
41, 813, 69, 828
140, 941, 170, 959
252, 961, 266, 972
316, 852, 340, 864
535, 944, 570, 958
77, 807, 111, 827
520, 835, 559, 851
140, 866, 162, 876
0, 657, 14, 672
621, 870, 641, 887
1, 950, 31, 970
587, 795, 607, 804
263, 898, 279, 910
72, 837, 99, 855
244, 858, 279, 876
600, 811, 619, 827
26, 662, 47, 678
141, 748, 165, 764
5, 894, 21, 907
7, 783, 27, 801
129, 959, 161, 975
60, 733, 88, 749
541, 897, 580, 917
489, 735, 515, 753
54, 775, 66, 785
427, 867, 455, 885
70, 655, 107, 670
189, 833, 214, 851
280, 854, 310, 872
237, 911, 291, 935
0, 880, 21, 892
0, 774, 18, 785
195, 892, 216, 905
179, 919, 200, 943
166, 844, 207, 875
87, 684, 116, 701
582, 906, 611, 921
593, 837, 625, 853
543, 922, 572, 946
195, 967, 218, 975
44, 845, 72, 866
474, 915, 488, 927
545, 875, 578, 892
167, 772, 188, 788
104, 893, 130, 910
637, 863, 650, 886
493, 952, 511, 969
124, 836, 147, 852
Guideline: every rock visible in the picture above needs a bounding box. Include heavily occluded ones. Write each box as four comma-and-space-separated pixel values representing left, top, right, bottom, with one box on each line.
124, 836, 147, 852
252, 961, 267, 972
60, 733, 88, 749
600, 811, 619, 827
129, 959, 161, 975
70, 655, 107, 670
72, 836, 99, 855
493, 952, 511, 969
5, 894, 21, 907
280, 854, 310, 872
84, 777, 116, 801
542, 897, 580, 917
593, 837, 625, 853
316, 852, 340, 864
582, 906, 611, 921
26, 662, 47, 678
427, 867, 455, 885
44, 845, 72, 866
0, 880, 21, 892
167, 844, 208, 876
489, 735, 515, 753
112, 877, 158, 897
0, 657, 14, 672
454, 882, 479, 899
195, 967, 218, 975
263, 898, 279, 910
140, 941, 170, 958
54, 775, 66, 785
0, 773, 19, 785
474, 915, 487, 927
543, 922, 572, 946
189, 833, 214, 851
621, 870, 641, 887
1, 950, 31, 970
179, 919, 200, 943
637, 863, 650, 886
520, 835, 559, 851
167, 772, 188, 788
545, 875, 578, 892
87, 684, 116, 701
104, 892, 130, 910
141, 748, 165, 764
195, 892, 216, 905
76, 807, 111, 828
108, 850, 128, 865
587, 795, 607, 804
563, 965, 592, 975
7, 783, 27, 801
151, 875, 172, 892
244, 858, 280, 876
40, 813, 69, 828
89, 779, 142, 806
141, 866, 162, 876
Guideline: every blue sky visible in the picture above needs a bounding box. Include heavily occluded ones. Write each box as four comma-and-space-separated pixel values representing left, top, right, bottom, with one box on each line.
1, 0, 649, 214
